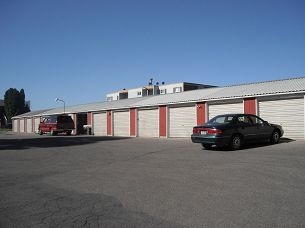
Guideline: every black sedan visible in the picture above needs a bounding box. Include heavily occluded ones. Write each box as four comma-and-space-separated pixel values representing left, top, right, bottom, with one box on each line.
191, 114, 284, 150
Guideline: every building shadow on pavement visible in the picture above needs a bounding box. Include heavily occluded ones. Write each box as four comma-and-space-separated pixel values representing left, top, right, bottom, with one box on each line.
0, 173, 182, 228
0, 136, 131, 150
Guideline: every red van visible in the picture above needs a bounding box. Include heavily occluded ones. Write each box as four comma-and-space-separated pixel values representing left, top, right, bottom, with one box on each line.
38, 115, 75, 136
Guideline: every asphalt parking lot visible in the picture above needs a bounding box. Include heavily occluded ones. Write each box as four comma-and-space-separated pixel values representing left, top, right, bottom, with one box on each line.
0, 133, 305, 228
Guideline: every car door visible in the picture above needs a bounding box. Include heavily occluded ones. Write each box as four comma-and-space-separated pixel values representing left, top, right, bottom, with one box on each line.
235, 115, 256, 141
248, 115, 273, 139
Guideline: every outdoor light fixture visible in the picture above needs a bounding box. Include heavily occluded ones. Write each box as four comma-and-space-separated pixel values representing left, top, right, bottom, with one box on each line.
55, 98, 65, 114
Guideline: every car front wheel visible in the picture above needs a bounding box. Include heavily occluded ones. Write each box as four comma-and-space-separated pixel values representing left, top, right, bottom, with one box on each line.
270, 130, 280, 144
230, 135, 242, 150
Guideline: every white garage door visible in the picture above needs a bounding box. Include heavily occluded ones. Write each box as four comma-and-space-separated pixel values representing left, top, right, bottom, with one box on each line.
34, 117, 41, 133
113, 110, 130, 136
208, 102, 244, 120
138, 108, 159, 137
19, 119, 25, 133
169, 105, 196, 137
259, 98, 304, 140
13, 119, 18, 132
93, 112, 107, 136
26, 118, 32, 133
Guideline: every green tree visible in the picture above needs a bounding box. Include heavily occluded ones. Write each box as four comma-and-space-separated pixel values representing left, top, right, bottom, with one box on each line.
4, 88, 30, 123
20, 89, 30, 113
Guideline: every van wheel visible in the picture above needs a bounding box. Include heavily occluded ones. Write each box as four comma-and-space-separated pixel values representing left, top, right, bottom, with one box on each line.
230, 135, 242, 150
50, 129, 56, 136
66, 130, 72, 136
270, 130, 280, 144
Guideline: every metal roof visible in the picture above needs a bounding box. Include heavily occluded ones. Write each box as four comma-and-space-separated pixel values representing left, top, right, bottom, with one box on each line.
13, 77, 305, 118
12, 109, 53, 119
132, 77, 305, 107
40, 96, 150, 115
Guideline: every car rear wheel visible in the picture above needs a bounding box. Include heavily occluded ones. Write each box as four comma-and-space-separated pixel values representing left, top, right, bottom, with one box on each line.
270, 130, 280, 144
201, 143, 212, 150
66, 130, 72, 136
230, 135, 242, 150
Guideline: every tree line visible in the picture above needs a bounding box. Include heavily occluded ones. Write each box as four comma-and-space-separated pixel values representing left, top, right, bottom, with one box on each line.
1, 88, 30, 128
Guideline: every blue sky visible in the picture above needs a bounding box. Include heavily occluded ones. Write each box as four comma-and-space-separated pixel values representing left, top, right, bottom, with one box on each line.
1, 0, 305, 110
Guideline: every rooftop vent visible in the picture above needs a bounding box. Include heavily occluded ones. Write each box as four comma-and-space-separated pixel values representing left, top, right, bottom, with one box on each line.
149, 78, 153, 86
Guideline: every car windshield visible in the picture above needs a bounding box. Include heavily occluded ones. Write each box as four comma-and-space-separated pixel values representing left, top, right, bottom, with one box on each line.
206, 115, 234, 125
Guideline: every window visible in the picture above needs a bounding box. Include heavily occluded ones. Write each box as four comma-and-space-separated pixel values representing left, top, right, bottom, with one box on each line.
160, 89, 167, 94
173, 87, 182, 93
207, 115, 234, 125
137, 91, 142, 96
248, 115, 264, 125
237, 115, 252, 124
107, 97, 113, 101
45, 117, 53, 123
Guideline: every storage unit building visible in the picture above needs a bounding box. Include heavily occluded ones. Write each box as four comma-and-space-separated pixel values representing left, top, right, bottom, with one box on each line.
11, 77, 305, 140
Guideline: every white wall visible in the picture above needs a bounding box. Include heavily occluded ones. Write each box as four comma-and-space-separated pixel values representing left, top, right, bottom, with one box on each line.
106, 92, 119, 101
128, 87, 143, 98
159, 83, 184, 94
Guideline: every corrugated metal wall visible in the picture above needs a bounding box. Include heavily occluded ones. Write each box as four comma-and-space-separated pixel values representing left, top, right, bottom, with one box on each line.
137, 108, 159, 137
259, 98, 304, 139
34, 117, 40, 133
168, 105, 196, 137
26, 118, 32, 133
208, 102, 244, 120
93, 112, 107, 136
19, 119, 25, 133
113, 110, 130, 136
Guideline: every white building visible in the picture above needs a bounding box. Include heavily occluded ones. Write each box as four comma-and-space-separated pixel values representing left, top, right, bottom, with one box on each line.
106, 82, 214, 100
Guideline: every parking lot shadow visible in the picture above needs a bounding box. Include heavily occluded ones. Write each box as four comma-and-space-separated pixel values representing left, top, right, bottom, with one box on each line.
0, 136, 131, 150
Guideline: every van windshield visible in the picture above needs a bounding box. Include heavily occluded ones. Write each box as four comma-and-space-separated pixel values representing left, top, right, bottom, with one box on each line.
57, 116, 73, 123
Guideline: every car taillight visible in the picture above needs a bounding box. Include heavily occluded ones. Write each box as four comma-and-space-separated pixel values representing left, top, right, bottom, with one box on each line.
207, 129, 222, 135
193, 128, 201, 134
193, 127, 222, 135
